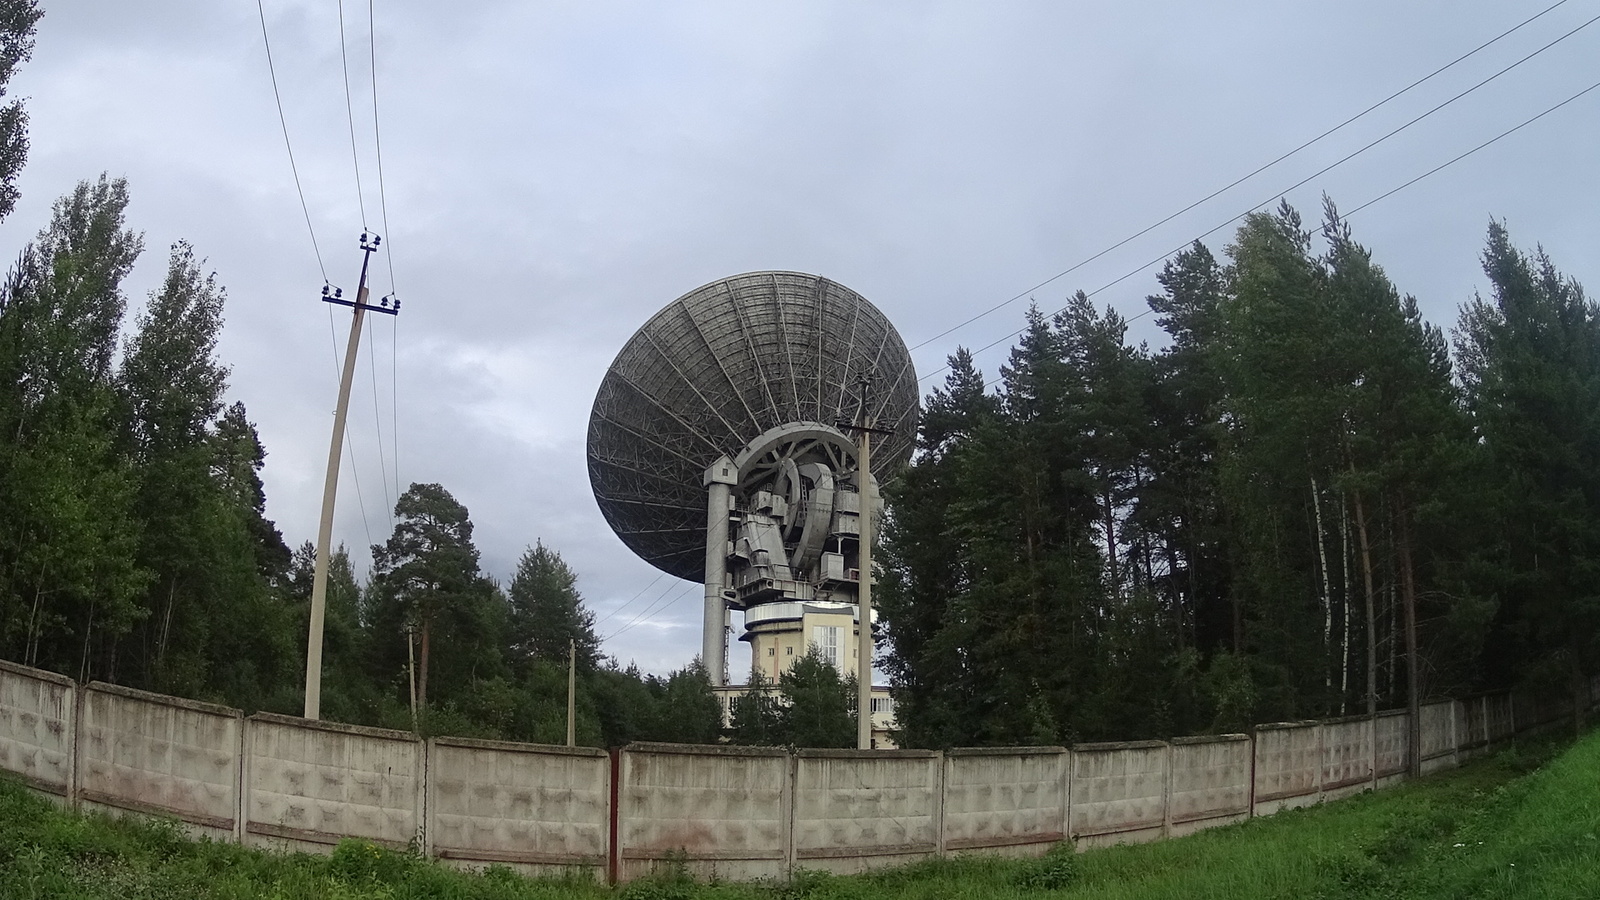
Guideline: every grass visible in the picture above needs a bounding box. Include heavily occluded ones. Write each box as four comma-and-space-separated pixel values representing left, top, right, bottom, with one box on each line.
2, 730, 1596, 899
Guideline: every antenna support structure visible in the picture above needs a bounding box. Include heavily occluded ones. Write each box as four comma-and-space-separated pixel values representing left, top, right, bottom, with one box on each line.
304, 232, 397, 721
587, 272, 918, 748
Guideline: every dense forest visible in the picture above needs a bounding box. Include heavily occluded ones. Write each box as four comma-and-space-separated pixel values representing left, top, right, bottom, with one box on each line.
3, 1, 1594, 753
878, 198, 1599, 749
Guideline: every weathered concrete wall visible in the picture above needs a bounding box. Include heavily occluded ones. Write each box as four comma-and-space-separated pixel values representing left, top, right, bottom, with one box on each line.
1069, 741, 1167, 848
78, 682, 242, 837
1374, 710, 1409, 787
1252, 723, 1320, 815
1418, 701, 1457, 775
427, 737, 608, 878
1319, 717, 1373, 801
244, 713, 422, 852
1459, 696, 1489, 757
617, 743, 790, 883
793, 749, 941, 874
0, 659, 75, 798
1167, 735, 1250, 837
1485, 692, 1515, 744
1, 656, 1582, 885
942, 747, 1066, 856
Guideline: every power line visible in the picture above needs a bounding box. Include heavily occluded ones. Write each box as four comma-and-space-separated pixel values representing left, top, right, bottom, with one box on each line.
595, 571, 667, 627
364, 0, 402, 503
255, 0, 327, 281
369, 0, 400, 300
925, 74, 1600, 385
606, 582, 695, 642
337, 0, 370, 227
907, 0, 1586, 357
365, 311, 394, 527
325, 306, 377, 551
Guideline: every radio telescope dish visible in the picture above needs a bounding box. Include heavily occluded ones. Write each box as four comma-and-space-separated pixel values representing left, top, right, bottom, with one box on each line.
587, 271, 918, 581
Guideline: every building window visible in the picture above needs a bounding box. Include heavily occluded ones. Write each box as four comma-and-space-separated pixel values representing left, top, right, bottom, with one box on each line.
812, 625, 841, 669
786, 646, 794, 656
766, 647, 774, 657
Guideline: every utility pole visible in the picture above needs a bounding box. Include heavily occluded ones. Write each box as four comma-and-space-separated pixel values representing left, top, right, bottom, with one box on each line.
304, 232, 399, 721
567, 638, 577, 747
839, 377, 893, 750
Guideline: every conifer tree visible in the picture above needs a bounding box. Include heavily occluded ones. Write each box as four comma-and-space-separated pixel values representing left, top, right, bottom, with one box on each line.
506, 541, 600, 676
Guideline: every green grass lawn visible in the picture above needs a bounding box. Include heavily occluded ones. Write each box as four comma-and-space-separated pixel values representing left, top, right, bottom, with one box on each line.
3, 730, 1596, 899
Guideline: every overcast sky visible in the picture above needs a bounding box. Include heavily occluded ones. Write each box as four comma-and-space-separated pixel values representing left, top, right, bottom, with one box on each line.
6, 1, 1596, 675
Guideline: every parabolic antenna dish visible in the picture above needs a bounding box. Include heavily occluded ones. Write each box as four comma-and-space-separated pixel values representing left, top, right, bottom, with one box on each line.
587, 271, 918, 581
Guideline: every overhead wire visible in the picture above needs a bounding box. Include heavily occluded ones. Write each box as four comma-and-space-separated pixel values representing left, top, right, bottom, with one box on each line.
325, 310, 378, 552
915, 7, 1600, 385
907, 0, 1589, 357
605, 582, 697, 642
595, 571, 667, 627
925, 73, 1600, 386
255, 0, 328, 281
368, 0, 403, 502
337, 0, 370, 227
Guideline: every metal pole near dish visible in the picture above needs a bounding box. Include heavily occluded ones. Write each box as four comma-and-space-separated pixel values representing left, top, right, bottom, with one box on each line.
304, 233, 398, 721
855, 424, 874, 749
703, 456, 736, 686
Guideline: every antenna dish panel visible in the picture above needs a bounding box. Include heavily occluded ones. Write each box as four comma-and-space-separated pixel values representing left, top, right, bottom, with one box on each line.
587, 271, 918, 581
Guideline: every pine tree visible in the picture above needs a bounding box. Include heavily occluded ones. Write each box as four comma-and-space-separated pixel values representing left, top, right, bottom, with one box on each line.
368, 483, 506, 711
1455, 220, 1600, 731
728, 667, 783, 745
778, 647, 856, 748
506, 541, 600, 676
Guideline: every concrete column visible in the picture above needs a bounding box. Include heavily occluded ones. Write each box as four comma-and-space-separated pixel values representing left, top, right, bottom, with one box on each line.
703, 457, 736, 686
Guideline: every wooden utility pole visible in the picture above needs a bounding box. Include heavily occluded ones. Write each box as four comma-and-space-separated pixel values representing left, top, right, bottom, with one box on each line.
304, 232, 398, 720
567, 637, 577, 747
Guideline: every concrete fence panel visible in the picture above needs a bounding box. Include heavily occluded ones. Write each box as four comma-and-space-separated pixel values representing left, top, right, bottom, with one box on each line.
1069, 741, 1168, 848
1319, 717, 1374, 801
0, 660, 76, 799
793, 749, 941, 874
942, 746, 1067, 856
617, 743, 790, 883
1374, 710, 1409, 786
1167, 735, 1250, 837
1252, 723, 1320, 815
244, 713, 423, 852
77, 682, 242, 838
1485, 692, 1515, 743
1459, 697, 1489, 757
1418, 701, 1457, 775
426, 737, 609, 878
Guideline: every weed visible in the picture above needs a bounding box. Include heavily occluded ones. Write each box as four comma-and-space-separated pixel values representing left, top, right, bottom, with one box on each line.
1012, 841, 1078, 890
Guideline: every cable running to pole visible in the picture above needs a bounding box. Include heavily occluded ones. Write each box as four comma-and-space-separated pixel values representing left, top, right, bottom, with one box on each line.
907, 0, 1583, 355
921, 75, 1600, 385
337, 0, 370, 227
255, 0, 327, 281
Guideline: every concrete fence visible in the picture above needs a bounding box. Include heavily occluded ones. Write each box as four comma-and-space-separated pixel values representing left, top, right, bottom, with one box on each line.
0, 658, 1593, 884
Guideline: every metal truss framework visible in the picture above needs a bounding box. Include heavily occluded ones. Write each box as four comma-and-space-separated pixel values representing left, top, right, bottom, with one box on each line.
587, 271, 918, 581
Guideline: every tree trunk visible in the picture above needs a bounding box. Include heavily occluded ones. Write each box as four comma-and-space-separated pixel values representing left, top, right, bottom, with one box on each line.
1340, 496, 1353, 714
1310, 472, 1333, 698
25, 569, 44, 667
79, 598, 96, 684
1103, 487, 1118, 592
418, 616, 432, 713
1351, 484, 1378, 718
1398, 502, 1422, 777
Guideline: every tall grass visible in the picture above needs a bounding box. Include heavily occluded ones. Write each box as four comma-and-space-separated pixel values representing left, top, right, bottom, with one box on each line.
1, 730, 1594, 899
